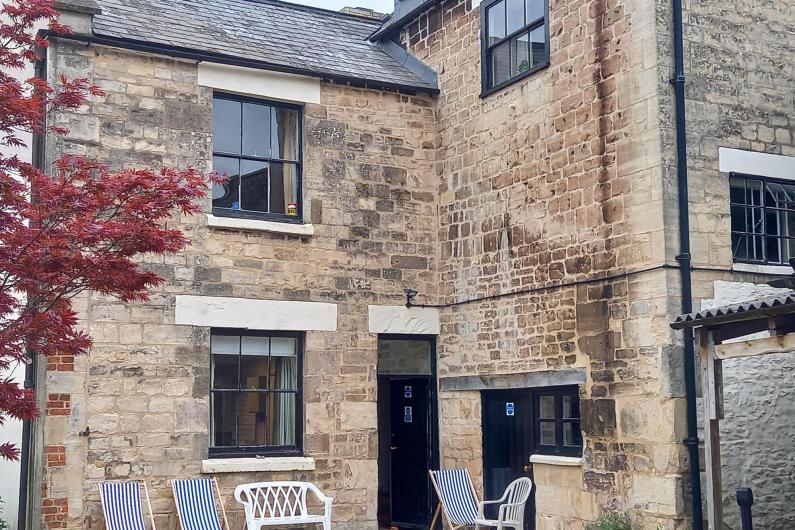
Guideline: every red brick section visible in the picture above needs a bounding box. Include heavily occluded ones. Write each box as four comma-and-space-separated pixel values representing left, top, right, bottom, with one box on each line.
45, 394, 72, 416
42, 497, 68, 529
46, 354, 75, 371
44, 445, 66, 467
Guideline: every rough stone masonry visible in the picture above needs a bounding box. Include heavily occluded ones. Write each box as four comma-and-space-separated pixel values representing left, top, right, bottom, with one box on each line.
32, 0, 795, 528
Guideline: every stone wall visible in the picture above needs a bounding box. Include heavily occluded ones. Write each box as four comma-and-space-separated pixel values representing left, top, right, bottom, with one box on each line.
401, 1, 686, 528
673, 0, 795, 522
41, 38, 438, 530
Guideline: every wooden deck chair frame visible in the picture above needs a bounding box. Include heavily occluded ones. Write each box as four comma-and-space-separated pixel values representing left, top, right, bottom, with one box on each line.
429, 470, 481, 530
98, 481, 157, 530
171, 477, 230, 530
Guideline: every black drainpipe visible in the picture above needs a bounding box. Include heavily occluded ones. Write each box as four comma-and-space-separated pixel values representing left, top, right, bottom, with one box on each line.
671, 0, 704, 526
17, 51, 47, 530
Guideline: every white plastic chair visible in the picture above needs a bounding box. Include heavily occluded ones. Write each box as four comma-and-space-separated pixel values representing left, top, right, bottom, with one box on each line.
474, 477, 533, 530
234, 481, 332, 530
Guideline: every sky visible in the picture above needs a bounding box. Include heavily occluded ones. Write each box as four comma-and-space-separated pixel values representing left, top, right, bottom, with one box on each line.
287, 0, 395, 13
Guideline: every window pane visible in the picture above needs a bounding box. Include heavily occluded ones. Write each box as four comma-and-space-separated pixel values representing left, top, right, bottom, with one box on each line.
272, 108, 300, 161
212, 157, 241, 210
241, 336, 270, 356
242, 102, 272, 158
746, 179, 763, 206
212, 334, 240, 354
766, 181, 795, 210
212, 354, 238, 390
240, 160, 270, 213
730, 177, 746, 204
511, 32, 530, 76
238, 393, 267, 446
526, 0, 543, 23
563, 422, 582, 447
268, 393, 296, 445
506, 0, 524, 34
530, 25, 546, 68
240, 355, 270, 390
271, 337, 297, 356
539, 395, 555, 419
268, 163, 299, 215
487, 1, 506, 44
212, 392, 236, 446
730, 205, 747, 232
377, 339, 432, 375
563, 394, 579, 419
491, 41, 511, 86
732, 233, 747, 261
539, 421, 555, 445
271, 356, 297, 390
746, 206, 764, 235
213, 98, 241, 155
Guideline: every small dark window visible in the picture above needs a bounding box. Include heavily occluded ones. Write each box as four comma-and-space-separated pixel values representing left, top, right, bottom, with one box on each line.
210, 330, 302, 457
533, 387, 581, 457
212, 94, 302, 222
730, 173, 795, 266
481, 0, 549, 96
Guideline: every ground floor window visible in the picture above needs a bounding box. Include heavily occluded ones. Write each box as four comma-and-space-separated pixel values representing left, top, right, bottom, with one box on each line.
534, 386, 581, 457
210, 329, 302, 456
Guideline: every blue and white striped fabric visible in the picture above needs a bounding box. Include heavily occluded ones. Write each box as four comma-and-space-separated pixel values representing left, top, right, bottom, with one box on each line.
99, 482, 147, 530
172, 479, 223, 530
434, 469, 479, 525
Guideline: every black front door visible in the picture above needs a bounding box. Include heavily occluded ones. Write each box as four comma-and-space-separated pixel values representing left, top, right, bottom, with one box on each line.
390, 377, 433, 527
482, 390, 535, 530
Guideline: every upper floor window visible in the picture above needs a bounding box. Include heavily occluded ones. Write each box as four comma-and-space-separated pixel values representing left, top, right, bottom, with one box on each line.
730, 173, 795, 266
534, 386, 581, 457
212, 94, 302, 222
210, 330, 303, 457
481, 0, 549, 96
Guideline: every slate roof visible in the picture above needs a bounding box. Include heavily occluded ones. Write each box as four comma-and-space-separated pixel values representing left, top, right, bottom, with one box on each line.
670, 292, 795, 329
87, 0, 437, 92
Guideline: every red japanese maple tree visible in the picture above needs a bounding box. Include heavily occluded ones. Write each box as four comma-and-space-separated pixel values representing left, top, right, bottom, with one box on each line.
0, 0, 214, 460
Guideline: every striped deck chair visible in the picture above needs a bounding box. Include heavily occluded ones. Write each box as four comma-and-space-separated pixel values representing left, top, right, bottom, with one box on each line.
98, 481, 156, 530
429, 469, 480, 529
172, 478, 230, 530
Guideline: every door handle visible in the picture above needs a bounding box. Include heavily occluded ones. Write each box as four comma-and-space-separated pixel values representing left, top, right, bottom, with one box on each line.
523, 464, 530, 473
390, 446, 399, 450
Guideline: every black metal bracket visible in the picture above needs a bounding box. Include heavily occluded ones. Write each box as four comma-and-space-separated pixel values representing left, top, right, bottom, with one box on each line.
404, 288, 418, 308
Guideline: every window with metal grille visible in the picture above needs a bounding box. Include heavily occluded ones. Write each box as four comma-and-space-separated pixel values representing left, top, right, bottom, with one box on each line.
534, 386, 582, 457
730, 173, 795, 266
210, 330, 303, 456
481, 0, 549, 96
212, 93, 303, 222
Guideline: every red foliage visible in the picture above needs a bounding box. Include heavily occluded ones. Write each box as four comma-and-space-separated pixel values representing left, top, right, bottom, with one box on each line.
0, 0, 216, 460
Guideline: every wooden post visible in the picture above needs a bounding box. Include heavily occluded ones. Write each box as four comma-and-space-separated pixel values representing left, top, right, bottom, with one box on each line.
699, 328, 723, 530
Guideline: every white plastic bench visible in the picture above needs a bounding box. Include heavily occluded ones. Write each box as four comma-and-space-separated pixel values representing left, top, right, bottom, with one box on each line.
234, 481, 333, 530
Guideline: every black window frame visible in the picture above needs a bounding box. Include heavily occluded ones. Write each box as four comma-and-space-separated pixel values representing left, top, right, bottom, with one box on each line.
730, 172, 795, 266
211, 92, 304, 224
480, 0, 551, 97
209, 329, 304, 458
532, 386, 582, 457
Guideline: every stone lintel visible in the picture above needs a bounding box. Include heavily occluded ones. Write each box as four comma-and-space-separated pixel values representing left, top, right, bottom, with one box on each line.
175, 295, 337, 331
439, 367, 587, 392
368, 305, 440, 335
201, 457, 315, 474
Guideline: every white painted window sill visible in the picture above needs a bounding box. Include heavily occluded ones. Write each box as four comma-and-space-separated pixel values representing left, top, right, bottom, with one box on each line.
201, 457, 315, 474
732, 262, 793, 276
206, 214, 315, 236
529, 454, 582, 466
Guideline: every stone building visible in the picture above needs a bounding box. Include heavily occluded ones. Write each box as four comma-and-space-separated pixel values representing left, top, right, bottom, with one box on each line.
18, 0, 794, 529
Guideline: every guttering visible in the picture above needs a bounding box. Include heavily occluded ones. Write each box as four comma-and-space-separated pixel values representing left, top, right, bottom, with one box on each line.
670, 0, 704, 524
41, 31, 440, 96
